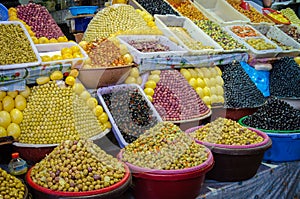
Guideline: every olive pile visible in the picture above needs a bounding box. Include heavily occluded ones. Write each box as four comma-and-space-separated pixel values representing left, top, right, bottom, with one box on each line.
122, 122, 208, 170
227, 0, 273, 23
243, 98, 300, 131
127, 39, 170, 52
135, 0, 179, 16
194, 20, 246, 50
0, 168, 26, 199
190, 118, 264, 145
0, 24, 37, 65
167, 0, 207, 21
222, 62, 266, 108
278, 25, 300, 43
83, 5, 149, 41
152, 70, 209, 121
270, 57, 300, 97
245, 38, 276, 50
102, 87, 158, 143
19, 81, 104, 144
30, 139, 126, 192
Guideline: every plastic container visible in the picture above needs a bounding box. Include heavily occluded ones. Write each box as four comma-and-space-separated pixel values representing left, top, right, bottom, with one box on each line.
238, 116, 300, 162
262, 8, 291, 25
26, 162, 131, 199
36, 42, 88, 69
154, 15, 223, 55
118, 147, 214, 199
97, 84, 163, 148
8, 152, 28, 176
193, 0, 251, 26
117, 35, 188, 64
0, 21, 41, 70
186, 126, 272, 181
0, 3, 8, 21
252, 24, 300, 57
224, 25, 282, 58
12, 129, 110, 164
69, 6, 98, 16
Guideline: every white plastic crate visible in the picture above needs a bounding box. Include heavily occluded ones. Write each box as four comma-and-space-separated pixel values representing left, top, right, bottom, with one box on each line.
0, 21, 41, 70
154, 14, 224, 55
193, 0, 251, 26
36, 42, 88, 69
224, 25, 282, 58
97, 84, 163, 148
252, 24, 300, 57
117, 35, 188, 64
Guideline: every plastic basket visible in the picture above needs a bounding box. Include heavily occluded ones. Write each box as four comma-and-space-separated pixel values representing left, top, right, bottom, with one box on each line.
0, 3, 8, 21
69, 6, 98, 16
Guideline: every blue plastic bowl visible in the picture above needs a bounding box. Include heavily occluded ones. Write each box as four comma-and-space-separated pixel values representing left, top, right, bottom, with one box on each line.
69, 6, 98, 16
0, 3, 8, 21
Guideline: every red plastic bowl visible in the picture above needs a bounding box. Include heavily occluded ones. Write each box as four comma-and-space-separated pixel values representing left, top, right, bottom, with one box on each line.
186, 126, 272, 181
26, 162, 131, 198
118, 147, 214, 199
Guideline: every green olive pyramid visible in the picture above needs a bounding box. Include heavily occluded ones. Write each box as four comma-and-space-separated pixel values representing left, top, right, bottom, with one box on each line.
19, 81, 105, 144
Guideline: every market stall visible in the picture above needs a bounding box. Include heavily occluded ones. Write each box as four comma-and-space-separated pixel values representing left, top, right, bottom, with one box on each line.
0, 0, 300, 198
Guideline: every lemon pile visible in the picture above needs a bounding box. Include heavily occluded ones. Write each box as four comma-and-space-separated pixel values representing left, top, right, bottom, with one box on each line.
31, 36, 68, 44
0, 87, 30, 139
41, 45, 84, 62
125, 67, 143, 85
143, 70, 161, 102
180, 67, 225, 108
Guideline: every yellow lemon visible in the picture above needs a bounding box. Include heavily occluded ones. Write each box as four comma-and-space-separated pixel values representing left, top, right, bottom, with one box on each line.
65, 76, 75, 86
0, 126, 7, 137
196, 78, 206, 88
143, 14, 154, 22
86, 97, 98, 109
98, 112, 108, 123
70, 45, 81, 53
136, 77, 143, 85
202, 96, 211, 106
69, 69, 79, 78
195, 87, 204, 98
93, 105, 103, 116
188, 78, 197, 88
180, 69, 192, 80
51, 55, 63, 61
0, 91, 6, 100
62, 53, 73, 60
144, 88, 154, 96
36, 76, 50, 85
49, 38, 58, 43
125, 76, 137, 84
57, 36, 68, 42
123, 53, 133, 64
80, 90, 91, 101
130, 67, 140, 78
14, 95, 27, 111
104, 121, 112, 129
7, 123, 21, 140
210, 94, 219, 105
73, 83, 85, 95
50, 71, 64, 81
147, 21, 156, 27
0, 111, 11, 129
147, 95, 153, 102
148, 74, 160, 83
2, 96, 14, 112
151, 70, 161, 75
72, 52, 83, 58
7, 91, 18, 98
31, 36, 39, 44
145, 80, 156, 89
203, 87, 211, 97
41, 55, 52, 62
61, 47, 73, 56
38, 37, 49, 44
10, 109, 23, 124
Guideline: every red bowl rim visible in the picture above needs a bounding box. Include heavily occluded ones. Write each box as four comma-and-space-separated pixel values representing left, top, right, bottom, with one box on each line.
26, 162, 130, 197
185, 126, 270, 149
117, 146, 214, 175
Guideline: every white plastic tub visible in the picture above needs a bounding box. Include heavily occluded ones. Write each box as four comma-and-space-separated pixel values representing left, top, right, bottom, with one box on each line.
252, 24, 300, 57
117, 35, 188, 64
154, 14, 223, 55
0, 21, 41, 70
36, 42, 88, 69
193, 0, 251, 26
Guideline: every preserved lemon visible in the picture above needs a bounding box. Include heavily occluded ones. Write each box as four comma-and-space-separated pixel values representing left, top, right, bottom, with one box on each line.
65, 76, 75, 86
37, 76, 50, 85
0, 91, 6, 100
73, 83, 85, 95
50, 71, 63, 81
80, 91, 91, 101
19, 86, 31, 98
7, 91, 18, 98
0, 111, 11, 129
93, 105, 103, 116
86, 97, 98, 109
2, 96, 14, 112
98, 112, 108, 123
0, 126, 7, 137
14, 95, 26, 111
7, 123, 21, 140
10, 109, 23, 124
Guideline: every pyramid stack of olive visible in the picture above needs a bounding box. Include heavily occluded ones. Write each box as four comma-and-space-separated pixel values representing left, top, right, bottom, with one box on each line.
270, 57, 300, 97
222, 62, 266, 108
122, 122, 208, 170
102, 87, 158, 143
30, 139, 126, 192
243, 98, 300, 131
19, 81, 104, 144
135, 0, 179, 16
190, 118, 264, 145
193, 20, 246, 51
0, 168, 26, 199
0, 23, 37, 65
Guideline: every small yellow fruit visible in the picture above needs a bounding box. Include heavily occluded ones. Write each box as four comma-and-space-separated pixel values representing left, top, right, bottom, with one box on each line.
38, 37, 49, 44
203, 87, 211, 97
41, 55, 52, 62
98, 112, 108, 123
62, 53, 73, 60
73, 83, 85, 95
0, 126, 7, 137
195, 87, 204, 98
7, 91, 18, 98
61, 47, 73, 56
69, 69, 79, 78
31, 36, 39, 44
51, 55, 63, 61
87, 97, 98, 109
80, 90, 91, 101
65, 76, 75, 86
19, 86, 30, 99
123, 53, 133, 64
36, 76, 50, 85
202, 96, 211, 105
57, 36, 68, 42
70, 45, 81, 53
14, 95, 26, 111
125, 76, 137, 84
130, 67, 140, 78
188, 78, 197, 88
2, 96, 14, 112
151, 70, 161, 75
104, 121, 112, 129
50, 71, 64, 80
93, 105, 103, 116
0, 91, 6, 100
144, 88, 155, 96
49, 38, 58, 43
136, 77, 143, 85
146, 95, 153, 102
145, 80, 156, 89
72, 52, 83, 58
7, 123, 21, 140
148, 74, 160, 83
0, 111, 11, 129
10, 109, 23, 124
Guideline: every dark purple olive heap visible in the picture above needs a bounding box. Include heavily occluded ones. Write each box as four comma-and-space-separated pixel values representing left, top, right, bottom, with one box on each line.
222, 62, 266, 108
127, 39, 170, 52
243, 97, 300, 131
17, 3, 64, 39
270, 57, 300, 98
102, 87, 158, 143
135, 0, 179, 16
152, 70, 209, 121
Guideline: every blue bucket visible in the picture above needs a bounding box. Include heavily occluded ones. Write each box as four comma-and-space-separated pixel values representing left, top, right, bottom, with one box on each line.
0, 3, 8, 21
